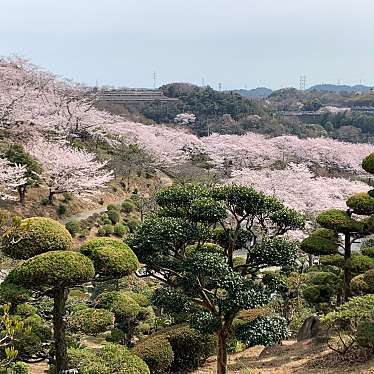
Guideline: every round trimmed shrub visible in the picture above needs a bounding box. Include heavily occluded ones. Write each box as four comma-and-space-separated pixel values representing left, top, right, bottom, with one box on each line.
107, 210, 120, 224
113, 224, 128, 238
351, 274, 370, 295
316, 209, 363, 233
6, 251, 95, 288
362, 153, 374, 174
306, 271, 339, 287
97, 227, 106, 236
69, 307, 115, 335
68, 344, 150, 374
156, 325, 215, 372
133, 335, 174, 374
122, 200, 135, 213
234, 315, 288, 347
302, 285, 333, 304
126, 218, 140, 233
347, 192, 374, 215
357, 320, 374, 349
362, 246, 374, 258
363, 268, 374, 291
185, 243, 225, 257
301, 228, 338, 255
2, 217, 73, 259
80, 238, 139, 277
106, 328, 126, 344
96, 291, 141, 320
15, 303, 37, 318
65, 220, 81, 237
0, 283, 30, 306
107, 204, 119, 211
103, 224, 114, 235
350, 255, 374, 274
103, 218, 112, 225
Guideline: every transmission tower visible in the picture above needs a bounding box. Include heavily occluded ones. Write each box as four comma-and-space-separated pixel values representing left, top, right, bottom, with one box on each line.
153, 71, 157, 90
218, 83, 222, 91
299, 75, 307, 90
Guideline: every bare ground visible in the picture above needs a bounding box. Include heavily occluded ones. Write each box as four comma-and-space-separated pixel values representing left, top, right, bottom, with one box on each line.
194, 340, 374, 374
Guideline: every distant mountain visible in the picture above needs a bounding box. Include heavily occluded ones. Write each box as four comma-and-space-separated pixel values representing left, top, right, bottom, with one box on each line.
308, 84, 374, 93
233, 87, 273, 98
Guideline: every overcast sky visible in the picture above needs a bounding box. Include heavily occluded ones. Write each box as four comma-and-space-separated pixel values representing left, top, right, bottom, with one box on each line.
1, 0, 373, 90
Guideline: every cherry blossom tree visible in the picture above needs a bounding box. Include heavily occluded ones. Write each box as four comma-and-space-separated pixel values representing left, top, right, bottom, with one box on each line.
0, 56, 114, 140
27, 140, 113, 202
0, 159, 27, 201
174, 112, 196, 125
228, 163, 370, 214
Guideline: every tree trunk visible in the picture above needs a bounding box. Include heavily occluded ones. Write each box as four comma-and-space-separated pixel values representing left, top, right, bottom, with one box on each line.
53, 287, 68, 374
17, 185, 27, 206
343, 232, 352, 302
49, 190, 55, 204
216, 327, 229, 374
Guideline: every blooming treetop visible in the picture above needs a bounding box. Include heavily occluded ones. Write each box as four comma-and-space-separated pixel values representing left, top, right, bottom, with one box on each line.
0, 57, 114, 139
228, 163, 370, 214
27, 139, 113, 200
0, 159, 27, 201
174, 113, 196, 125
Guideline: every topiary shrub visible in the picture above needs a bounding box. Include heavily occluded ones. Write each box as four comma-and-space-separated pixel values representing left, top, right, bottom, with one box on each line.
69, 308, 115, 335
362, 153, 374, 174
322, 295, 374, 353
356, 320, 374, 349
65, 220, 81, 237
346, 192, 374, 215
6, 251, 94, 288
0, 283, 30, 307
362, 246, 374, 258
363, 269, 374, 291
305, 271, 339, 288
122, 200, 135, 214
0, 361, 29, 374
2, 217, 73, 259
68, 344, 150, 374
107, 210, 120, 224
97, 227, 106, 237
95, 291, 141, 320
154, 325, 216, 372
107, 204, 119, 212
113, 224, 128, 238
57, 204, 67, 216
132, 335, 174, 374
300, 228, 338, 255
185, 243, 225, 257
302, 284, 333, 304
351, 274, 370, 295
352, 255, 374, 274
103, 224, 114, 235
234, 315, 289, 347
106, 328, 126, 344
317, 209, 363, 233
80, 238, 139, 278
15, 303, 37, 318
126, 218, 140, 233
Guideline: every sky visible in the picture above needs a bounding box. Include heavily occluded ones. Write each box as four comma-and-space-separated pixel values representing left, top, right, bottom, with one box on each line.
1, 0, 373, 90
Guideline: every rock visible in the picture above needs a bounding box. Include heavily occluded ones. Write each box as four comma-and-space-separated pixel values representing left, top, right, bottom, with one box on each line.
297, 316, 320, 341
